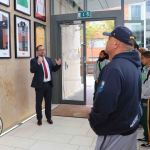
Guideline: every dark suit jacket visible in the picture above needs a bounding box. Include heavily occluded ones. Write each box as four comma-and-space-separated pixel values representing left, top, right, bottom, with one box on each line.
30, 57, 61, 88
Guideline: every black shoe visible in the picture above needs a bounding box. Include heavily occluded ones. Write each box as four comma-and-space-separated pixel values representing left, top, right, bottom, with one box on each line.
141, 143, 150, 147
47, 119, 53, 124
37, 120, 42, 126
138, 138, 147, 142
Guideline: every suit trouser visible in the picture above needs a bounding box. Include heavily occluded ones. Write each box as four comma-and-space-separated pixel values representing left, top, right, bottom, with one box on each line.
95, 131, 137, 150
35, 82, 52, 121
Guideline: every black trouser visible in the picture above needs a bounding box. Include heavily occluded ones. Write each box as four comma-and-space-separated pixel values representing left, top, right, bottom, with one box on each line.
35, 82, 52, 121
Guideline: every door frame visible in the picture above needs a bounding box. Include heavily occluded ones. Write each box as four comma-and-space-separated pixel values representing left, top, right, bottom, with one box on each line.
50, 10, 124, 104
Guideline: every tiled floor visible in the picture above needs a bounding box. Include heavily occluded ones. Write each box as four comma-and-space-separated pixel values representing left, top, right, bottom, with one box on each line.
0, 106, 148, 150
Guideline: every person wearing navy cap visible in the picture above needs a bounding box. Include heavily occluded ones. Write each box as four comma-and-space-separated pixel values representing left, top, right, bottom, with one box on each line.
89, 26, 142, 150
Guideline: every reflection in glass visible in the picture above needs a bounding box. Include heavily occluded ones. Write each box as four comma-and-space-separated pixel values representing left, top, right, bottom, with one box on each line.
61, 24, 84, 101
124, 0, 146, 47
54, 0, 84, 15
0, 16, 8, 50
18, 21, 28, 51
85, 20, 114, 105
87, 0, 121, 12
146, 0, 150, 49
0, 10, 10, 58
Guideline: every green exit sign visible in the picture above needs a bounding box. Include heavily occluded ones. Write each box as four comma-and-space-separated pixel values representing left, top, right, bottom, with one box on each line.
78, 11, 91, 18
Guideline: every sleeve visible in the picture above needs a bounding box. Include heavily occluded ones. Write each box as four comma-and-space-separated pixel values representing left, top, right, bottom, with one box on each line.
30, 58, 41, 73
142, 78, 150, 98
89, 68, 122, 127
50, 59, 61, 72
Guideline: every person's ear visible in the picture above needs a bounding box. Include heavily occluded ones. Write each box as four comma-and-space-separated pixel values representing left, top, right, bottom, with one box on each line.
113, 40, 119, 49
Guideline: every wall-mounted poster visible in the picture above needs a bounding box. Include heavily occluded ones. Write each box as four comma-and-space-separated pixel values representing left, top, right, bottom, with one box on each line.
34, 22, 46, 56
0, 0, 10, 6
0, 10, 11, 58
15, 16, 31, 58
15, 0, 31, 15
34, 0, 46, 21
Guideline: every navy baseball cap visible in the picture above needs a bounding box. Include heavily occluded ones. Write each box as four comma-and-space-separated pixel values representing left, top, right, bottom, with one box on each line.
103, 26, 135, 46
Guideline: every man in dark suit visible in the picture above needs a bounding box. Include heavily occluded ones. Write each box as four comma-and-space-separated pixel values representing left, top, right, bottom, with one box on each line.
30, 45, 61, 126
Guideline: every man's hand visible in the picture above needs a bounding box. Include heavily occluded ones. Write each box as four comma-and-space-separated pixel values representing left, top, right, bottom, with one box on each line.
55, 58, 61, 65
37, 56, 43, 65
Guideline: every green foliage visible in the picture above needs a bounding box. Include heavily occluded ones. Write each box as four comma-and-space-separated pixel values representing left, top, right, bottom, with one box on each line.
80, 20, 114, 45
86, 20, 114, 40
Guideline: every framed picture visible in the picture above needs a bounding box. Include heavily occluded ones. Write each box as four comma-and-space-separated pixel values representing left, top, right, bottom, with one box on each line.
14, 0, 31, 15
14, 15, 31, 58
34, 22, 46, 56
0, 10, 11, 58
0, 0, 10, 6
34, 0, 46, 21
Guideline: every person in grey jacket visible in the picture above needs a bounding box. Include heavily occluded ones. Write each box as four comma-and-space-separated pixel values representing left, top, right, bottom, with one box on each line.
139, 51, 150, 147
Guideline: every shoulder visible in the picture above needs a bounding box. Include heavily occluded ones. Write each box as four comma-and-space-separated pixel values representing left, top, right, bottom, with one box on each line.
102, 61, 123, 79
105, 60, 119, 70
45, 57, 51, 61
30, 57, 37, 62
45, 57, 53, 65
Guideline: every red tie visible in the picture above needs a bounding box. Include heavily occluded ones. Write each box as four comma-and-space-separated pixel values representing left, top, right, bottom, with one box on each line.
42, 59, 48, 79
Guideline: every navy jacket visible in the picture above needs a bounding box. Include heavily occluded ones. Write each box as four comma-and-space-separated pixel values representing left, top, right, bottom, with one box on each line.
89, 50, 142, 136
30, 57, 61, 88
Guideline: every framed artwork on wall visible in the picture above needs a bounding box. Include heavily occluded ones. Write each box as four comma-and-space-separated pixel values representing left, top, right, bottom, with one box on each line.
0, 0, 10, 6
0, 10, 11, 58
14, 0, 31, 15
34, 0, 46, 21
14, 15, 31, 58
34, 22, 46, 56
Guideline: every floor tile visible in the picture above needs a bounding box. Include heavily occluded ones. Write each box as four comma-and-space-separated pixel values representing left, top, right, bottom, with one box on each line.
0, 145, 15, 150
31, 132, 73, 144
0, 114, 147, 150
29, 141, 79, 150
0, 136, 36, 149
70, 135, 94, 146
78, 146, 95, 150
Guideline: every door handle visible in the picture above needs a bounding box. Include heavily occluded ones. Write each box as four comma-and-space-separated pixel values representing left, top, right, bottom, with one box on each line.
83, 56, 86, 64
65, 62, 68, 70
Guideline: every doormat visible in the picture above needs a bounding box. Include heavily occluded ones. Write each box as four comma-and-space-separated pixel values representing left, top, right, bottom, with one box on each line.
52, 104, 91, 118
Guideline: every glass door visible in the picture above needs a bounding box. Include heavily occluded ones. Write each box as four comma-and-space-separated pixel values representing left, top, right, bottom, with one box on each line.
85, 20, 115, 105
61, 22, 86, 104
50, 9, 123, 104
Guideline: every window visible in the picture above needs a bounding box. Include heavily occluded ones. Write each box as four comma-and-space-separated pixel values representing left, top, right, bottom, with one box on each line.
146, 0, 150, 12
131, 5, 141, 20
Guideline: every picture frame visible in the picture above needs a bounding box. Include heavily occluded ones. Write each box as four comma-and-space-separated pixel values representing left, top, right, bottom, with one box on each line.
14, 0, 31, 16
0, 10, 11, 58
0, 0, 10, 6
14, 15, 31, 58
34, 22, 46, 56
34, 0, 46, 22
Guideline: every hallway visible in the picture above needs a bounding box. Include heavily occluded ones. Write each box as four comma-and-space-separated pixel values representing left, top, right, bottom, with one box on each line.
0, 106, 147, 150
